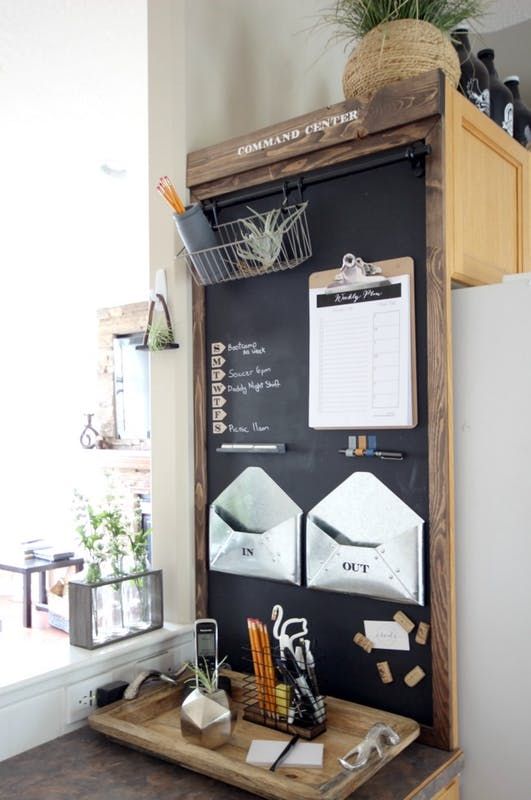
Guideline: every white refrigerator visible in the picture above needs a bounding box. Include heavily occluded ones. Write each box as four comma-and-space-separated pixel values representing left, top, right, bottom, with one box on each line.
452, 276, 531, 800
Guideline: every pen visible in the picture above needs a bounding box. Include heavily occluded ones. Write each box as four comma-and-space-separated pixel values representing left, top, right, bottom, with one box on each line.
303, 640, 320, 697
283, 649, 324, 723
374, 450, 404, 460
338, 448, 404, 460
276, 662, 310, 721
269, 734, 300, 772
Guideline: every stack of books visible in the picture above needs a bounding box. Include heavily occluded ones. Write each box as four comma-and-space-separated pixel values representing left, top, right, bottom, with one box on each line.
21, 539, 75, 562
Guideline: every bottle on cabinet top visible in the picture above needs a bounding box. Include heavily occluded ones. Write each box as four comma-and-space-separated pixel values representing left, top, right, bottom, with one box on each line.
477, 49, 513, 136
503, 76, 531, 148
452, 27, 490, 116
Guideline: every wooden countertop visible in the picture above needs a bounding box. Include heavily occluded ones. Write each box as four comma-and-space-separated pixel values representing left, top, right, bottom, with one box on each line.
0, 727, 462, 800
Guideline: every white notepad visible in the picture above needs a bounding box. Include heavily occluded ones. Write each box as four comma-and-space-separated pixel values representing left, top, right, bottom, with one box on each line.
246, 739, 324, 768
308, 274, 414, 428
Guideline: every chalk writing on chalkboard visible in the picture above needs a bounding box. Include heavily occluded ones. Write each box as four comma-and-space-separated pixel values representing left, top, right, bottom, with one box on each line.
210, 339, 281, 436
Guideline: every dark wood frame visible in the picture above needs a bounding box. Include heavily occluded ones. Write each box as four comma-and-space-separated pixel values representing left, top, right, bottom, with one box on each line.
187, 70, 456, 751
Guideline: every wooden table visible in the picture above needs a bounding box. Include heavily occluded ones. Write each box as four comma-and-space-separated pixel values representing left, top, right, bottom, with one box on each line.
0, 726, 463, 800
0, 556, 83, 627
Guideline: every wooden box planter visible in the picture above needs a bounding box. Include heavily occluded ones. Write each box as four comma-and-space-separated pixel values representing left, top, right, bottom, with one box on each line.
68, 569, 163, 650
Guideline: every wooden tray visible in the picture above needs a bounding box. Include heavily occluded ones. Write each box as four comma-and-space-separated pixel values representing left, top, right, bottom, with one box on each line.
89, 672, 419, 800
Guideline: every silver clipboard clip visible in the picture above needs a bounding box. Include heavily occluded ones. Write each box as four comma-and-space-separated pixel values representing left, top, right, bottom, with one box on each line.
325, 254, 391, 293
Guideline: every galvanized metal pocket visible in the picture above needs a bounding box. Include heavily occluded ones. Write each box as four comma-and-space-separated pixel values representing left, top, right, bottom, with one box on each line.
306, 472, 424, 605
209, 467, 302, 585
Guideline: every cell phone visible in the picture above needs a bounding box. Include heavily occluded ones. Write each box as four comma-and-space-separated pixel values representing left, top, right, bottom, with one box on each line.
194, 618, 218, 688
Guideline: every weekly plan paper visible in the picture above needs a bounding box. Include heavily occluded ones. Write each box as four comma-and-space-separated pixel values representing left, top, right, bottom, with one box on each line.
309, 275, 414, 428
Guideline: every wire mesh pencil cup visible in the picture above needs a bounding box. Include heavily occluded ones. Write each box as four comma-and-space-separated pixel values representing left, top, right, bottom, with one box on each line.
178, 203, 312, 286
241, 645, 326, 740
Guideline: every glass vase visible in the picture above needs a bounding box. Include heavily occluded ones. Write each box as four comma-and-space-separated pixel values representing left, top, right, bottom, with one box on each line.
122, 564, 152, 631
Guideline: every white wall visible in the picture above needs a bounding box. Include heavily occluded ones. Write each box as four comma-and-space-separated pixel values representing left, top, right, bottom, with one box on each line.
185, 0, 347, 149
453, 281, 531, 799
0, 626, 193, 760
147, 0, 195, 623
0, 0, 149, 543
147, 0, 349, 623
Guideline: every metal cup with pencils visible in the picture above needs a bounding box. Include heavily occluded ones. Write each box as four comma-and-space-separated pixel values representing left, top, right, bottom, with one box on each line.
243, 608, 326, 740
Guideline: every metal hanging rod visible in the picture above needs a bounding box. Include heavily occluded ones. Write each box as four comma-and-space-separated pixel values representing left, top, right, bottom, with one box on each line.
201, 142, 431, 214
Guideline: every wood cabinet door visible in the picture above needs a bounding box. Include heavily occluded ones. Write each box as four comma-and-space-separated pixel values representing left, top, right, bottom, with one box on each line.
446, 86, 530, 285
433, 778, 460, 800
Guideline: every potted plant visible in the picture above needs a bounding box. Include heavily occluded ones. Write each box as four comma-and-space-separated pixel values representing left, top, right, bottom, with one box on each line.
180, 659, 234, 749
70, 490, 162, 648
73, 491, 108, 584
318, 0, 485, 99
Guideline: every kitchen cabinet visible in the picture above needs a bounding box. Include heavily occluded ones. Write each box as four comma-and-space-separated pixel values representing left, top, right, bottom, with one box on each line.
434, 779, 460, 800
445, 86, 530, 285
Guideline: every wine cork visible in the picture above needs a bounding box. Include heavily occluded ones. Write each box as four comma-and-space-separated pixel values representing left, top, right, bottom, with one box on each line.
393, 610, 415, 634
376, 661, 393, 684
404, 665, 426, 687
353, 632, 374, 653
415, 621, 430, 645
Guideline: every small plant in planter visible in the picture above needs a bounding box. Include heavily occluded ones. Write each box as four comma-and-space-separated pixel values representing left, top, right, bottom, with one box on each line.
185, 656, 228, 695
73, 489, 149, 580
73, 491, 108, 583
316, 0, 485, 99
236, 203, 308, 272
147, 317, 176, 351
136, 291, 179, 352
124, 525, 151, 574
180, 657, 234, 749
71, 489, 160, 645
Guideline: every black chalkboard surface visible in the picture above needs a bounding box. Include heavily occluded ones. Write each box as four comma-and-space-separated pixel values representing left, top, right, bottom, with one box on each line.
205, 151, 432, 726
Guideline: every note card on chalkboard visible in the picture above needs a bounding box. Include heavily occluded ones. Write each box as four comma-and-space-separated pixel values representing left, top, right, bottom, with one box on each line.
308, 257, 417, 429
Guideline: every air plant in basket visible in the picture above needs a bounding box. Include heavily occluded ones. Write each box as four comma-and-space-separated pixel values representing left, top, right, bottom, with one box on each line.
235, 203, 308, 271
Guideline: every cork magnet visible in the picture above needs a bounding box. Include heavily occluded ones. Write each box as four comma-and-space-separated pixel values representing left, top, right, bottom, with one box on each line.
393, 610, 415, 634
415, 621, 430, 645
376, 661, 393, 684
404, 665, 426, 687
353, 632, 374, 653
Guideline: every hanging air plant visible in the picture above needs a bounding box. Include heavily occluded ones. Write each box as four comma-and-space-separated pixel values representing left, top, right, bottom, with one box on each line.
235, 203, 308, 269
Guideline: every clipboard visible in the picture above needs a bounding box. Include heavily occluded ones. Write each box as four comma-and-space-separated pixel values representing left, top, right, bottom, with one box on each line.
308, 256, 417, 429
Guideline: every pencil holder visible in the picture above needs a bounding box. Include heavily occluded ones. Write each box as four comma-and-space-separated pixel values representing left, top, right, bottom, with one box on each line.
241, 644, 326, 740
173, 203, 222, 285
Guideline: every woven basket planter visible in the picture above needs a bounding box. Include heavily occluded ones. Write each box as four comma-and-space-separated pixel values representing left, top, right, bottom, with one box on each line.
342, 19, 460, 100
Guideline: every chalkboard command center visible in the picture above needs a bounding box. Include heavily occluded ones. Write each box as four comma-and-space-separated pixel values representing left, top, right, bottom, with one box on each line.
189, 73, 457, 751
202, 151, 432, 730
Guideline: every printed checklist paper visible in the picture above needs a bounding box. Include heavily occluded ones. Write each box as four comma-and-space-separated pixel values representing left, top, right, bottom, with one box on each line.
309, 275, 414, 428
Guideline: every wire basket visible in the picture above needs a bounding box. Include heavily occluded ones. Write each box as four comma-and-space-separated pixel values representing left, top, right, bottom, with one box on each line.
179, 203, 312, 286
241, 645, 326, 740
